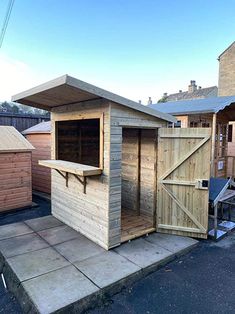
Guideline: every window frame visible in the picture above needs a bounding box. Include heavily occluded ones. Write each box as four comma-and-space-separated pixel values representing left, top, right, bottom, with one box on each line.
54, 113, 104, 169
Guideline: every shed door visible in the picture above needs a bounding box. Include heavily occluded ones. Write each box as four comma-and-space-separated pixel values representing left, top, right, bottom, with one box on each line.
157, 128, 211, 239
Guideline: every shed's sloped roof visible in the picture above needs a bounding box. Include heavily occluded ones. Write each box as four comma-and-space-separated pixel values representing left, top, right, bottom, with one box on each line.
12, 74, 176, 123
22, 121, 51, 135
149, 96, 235, 115
166, 86, 218, 102
0, 126, 34, 152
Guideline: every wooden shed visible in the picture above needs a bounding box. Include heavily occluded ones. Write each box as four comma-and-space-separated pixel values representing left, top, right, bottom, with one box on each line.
0, 126, 34, 212
22, 121, 51, 194
150, 96, 235, 178
12, 75, 213, 249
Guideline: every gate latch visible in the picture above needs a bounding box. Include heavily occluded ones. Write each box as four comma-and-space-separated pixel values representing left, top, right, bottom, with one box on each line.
195, 179, 209, 190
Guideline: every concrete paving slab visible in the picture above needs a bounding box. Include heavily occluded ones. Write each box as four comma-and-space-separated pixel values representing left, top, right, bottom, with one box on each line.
25, 215, 63, 232
0, 218, 199, 313
74, 251, 140, 289
54, 236, 105, 263
0, 222, 33, 241
6, 247, 70, 282
114, 238, 173, 269
0, 233, 49, 258
38, 225, 80, 245
22, 265, 99, 314
145, 233, 198, 254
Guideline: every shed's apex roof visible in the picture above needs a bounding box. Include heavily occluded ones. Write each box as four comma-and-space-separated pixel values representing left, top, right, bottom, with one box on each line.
22, 121, 51, 135
149, 96, 235, 116
218, 41, 235, 60
0, 126, 34, 152
12, 74, 175, 123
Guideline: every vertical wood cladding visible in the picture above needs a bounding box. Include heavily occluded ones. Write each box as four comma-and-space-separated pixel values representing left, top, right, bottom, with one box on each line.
26, 133, 51, 194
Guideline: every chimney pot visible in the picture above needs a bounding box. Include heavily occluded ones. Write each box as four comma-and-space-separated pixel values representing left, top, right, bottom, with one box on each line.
179, 90, 182, 93
138, 100, 142, 104
147, 97, 152, 105
190, 80, 196, 86
163, 92, 167, 97
188, 80, 197, 93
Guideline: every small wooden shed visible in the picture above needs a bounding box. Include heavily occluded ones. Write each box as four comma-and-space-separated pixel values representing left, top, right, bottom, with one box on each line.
22, 121, 51, 194
0, 126, 34, 212
12, 75, 212, 249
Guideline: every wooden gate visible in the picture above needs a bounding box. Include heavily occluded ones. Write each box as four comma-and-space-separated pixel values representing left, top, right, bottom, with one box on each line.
157, 128, 211, 239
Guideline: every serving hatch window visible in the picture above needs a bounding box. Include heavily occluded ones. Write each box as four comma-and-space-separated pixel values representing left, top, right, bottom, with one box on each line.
56, 118, 101, 168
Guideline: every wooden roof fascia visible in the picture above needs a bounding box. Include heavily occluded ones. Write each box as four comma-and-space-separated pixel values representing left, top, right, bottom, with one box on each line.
12, 75, 176, 123
12, 75, 67, 103
66, 75, 176, 122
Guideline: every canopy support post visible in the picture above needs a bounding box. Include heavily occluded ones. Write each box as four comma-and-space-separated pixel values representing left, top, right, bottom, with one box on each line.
211, 113, 217, 177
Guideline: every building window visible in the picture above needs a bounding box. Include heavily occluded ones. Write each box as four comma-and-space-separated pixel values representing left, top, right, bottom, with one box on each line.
228, 124, 233, 142
167, 120, 181, 128
202, 122, 210, 128
190, 121, 198, 127
175, 120, 181, 128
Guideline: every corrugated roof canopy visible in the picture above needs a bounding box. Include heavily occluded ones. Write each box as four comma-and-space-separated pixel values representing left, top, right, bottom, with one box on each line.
149, 96, 235, 119
0, 126, 34, 152
12, 75, 176, 123
22, 121, 51, 135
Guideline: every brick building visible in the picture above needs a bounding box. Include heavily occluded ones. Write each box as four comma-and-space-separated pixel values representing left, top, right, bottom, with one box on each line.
218, 41, 235, 176
160, 80, 218, 102
218, 41, 235, 96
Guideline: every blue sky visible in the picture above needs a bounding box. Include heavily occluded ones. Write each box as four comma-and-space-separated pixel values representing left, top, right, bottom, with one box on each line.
0, 0, 235, 103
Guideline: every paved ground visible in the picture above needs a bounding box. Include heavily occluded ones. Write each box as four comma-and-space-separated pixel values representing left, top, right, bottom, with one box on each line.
89, 234, 235, 314
0, 195, 50, 314
0, 209, 196, 313
0, 196, 235, 313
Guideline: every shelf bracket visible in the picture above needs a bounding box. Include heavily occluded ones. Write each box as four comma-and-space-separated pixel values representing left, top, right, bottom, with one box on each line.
73, 174, 87, 194
55, 169, 69, 187
55, 170, 87, 193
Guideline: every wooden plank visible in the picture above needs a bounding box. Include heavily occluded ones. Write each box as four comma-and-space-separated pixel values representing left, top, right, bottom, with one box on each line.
117, 120, 164, 128
159, 134, 208, 138
211, 113, 217, 177
159, 180, 196, 186
161, 184, 207, 232
158, 224, 202, 233
99, 113, 104, 169
159, 135, 210, 181
39, 160, 102, 176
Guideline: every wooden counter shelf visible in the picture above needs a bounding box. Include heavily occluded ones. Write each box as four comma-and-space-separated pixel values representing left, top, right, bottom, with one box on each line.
39, 160, 102, 193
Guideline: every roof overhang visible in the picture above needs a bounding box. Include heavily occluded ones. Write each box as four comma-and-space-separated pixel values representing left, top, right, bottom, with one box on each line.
166, 102, 235, 119
149, 96, 235, 121
12, 75, 176, 123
